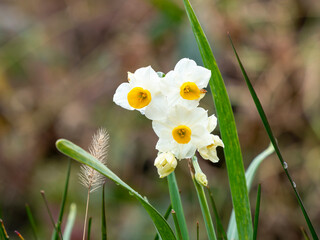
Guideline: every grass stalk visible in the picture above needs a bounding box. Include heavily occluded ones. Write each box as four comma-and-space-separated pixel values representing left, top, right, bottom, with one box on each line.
167, 172, 189, 240
171, 210, 183, 240
82, 189, 91, 240
0, 219, 9, 240
25, 204, 38, 240
191, 157, 217, 240
15, 231, 25, 240
206, 188, 228, 240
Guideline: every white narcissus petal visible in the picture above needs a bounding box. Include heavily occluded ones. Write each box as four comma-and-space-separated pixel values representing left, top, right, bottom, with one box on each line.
207, 114, 217, 132
191, 125, 212, 147
173, 143, 196, 160
174, 58, 197, 73
188, 66, 211, 89
144, 94, 169, 121
113, 83, 134, 110
198, 135, 224, 163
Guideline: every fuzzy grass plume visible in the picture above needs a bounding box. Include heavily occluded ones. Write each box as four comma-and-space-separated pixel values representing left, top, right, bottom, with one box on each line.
79, 128, 109, 192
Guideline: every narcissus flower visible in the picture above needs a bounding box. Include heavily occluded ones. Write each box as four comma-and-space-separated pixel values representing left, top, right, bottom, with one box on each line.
113, 66, 168, 120
152, 105, 212, 160
161, 58, 211, 109
154, 152, 178, 178
198, 134, 224, 163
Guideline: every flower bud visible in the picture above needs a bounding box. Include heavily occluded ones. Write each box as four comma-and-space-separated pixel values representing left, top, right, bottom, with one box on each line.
154, 152, 178, 178
195, 172, 208, 187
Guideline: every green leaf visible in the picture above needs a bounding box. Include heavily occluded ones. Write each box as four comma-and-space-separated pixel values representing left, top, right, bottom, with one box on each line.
167, 173, 189, 240
227, 143, 274, 240
154, 204, 172, 240
25, 204, 38, 240
182, 1, 253, 239
101, 184, 107, 240
56, 139, 176, 240
206, 188, 228, 240
87, 217, 92, 240
253, 185, 261, 240
63, 203, 77, 240
228, 35, 319, 240
53, 158, 71, 240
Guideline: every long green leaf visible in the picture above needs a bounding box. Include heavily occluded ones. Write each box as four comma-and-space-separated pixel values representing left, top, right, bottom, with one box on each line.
25, 204, 38, 240
228, 35, 319, 240
253, 185, 261, 240
53, 158, 71, 240
182, 1, 252, 239
63, 203, 77, 240
227, 143, 274, 240
154, 204, 172, 240
167, 173, 189, 240
56, 139, 176, 240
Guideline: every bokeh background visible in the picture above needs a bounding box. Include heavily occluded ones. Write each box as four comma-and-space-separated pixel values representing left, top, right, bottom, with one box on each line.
0, 0, 319, 239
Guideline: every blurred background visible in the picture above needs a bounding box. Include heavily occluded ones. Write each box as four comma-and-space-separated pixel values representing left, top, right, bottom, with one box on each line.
0, 0, 319, 239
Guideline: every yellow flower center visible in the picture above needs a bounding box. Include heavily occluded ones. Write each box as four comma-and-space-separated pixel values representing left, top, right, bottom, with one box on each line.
127, 87, 151, 109
180, 82, 200, 100
172, 125, 192, 144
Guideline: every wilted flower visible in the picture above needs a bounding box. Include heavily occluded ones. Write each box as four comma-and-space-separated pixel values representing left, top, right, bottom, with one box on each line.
152, 105, 212, 160
161, 58, 211, 109
198, 134, 224, 163
113, 66, 168, 120
154, 152, 178, 178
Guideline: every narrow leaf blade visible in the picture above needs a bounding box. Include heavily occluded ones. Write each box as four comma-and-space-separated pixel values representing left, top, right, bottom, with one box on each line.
63, 203, 77, 240
25, 204, 38, 240
227, 143, 274, 240
101, 184, 107, 240
167, 173, 189, 240
182, 1, 253, 239
228, 35, 319, 240
253, 185, 261, 240
56, 139, 176, 240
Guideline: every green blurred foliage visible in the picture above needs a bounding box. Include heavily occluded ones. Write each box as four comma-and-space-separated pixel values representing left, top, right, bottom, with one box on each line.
0, 0, 319, 239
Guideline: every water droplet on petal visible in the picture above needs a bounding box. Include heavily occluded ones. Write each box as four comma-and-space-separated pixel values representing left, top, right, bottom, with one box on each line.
283, 162, 288, 169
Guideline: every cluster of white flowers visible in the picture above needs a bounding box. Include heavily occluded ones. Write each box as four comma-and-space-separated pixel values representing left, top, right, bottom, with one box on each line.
113, 58, 224, 179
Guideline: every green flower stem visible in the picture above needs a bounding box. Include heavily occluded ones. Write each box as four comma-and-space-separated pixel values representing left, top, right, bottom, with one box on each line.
191, 157, 217, 240
167, 172, 189, 240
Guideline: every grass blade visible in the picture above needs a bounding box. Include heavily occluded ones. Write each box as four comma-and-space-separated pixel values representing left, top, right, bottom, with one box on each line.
182, 1, 253, 239
191, 157, 217, 240
301, 227, 311, 240
167, 172, 189, 240
154, 204, 172, 240
53, 158, 71, 240
253, 185, 261, 240
101, 184, 107, 240
25, 204, 38, 240
171, 210, 183, 240
63, 203, 77, 240
197, 221, 199, 240
206, 188, 228, 240
15, 231, 25, 240
87, 217, 92, 240
228, 35, 319, 240
0, 219, 9, 240
56, 139, 176, 240
41, 191, 63, 239
227, 143, 274, 240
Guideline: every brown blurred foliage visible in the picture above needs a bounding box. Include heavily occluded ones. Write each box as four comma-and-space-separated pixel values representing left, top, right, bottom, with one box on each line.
0, 0, 319, 239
